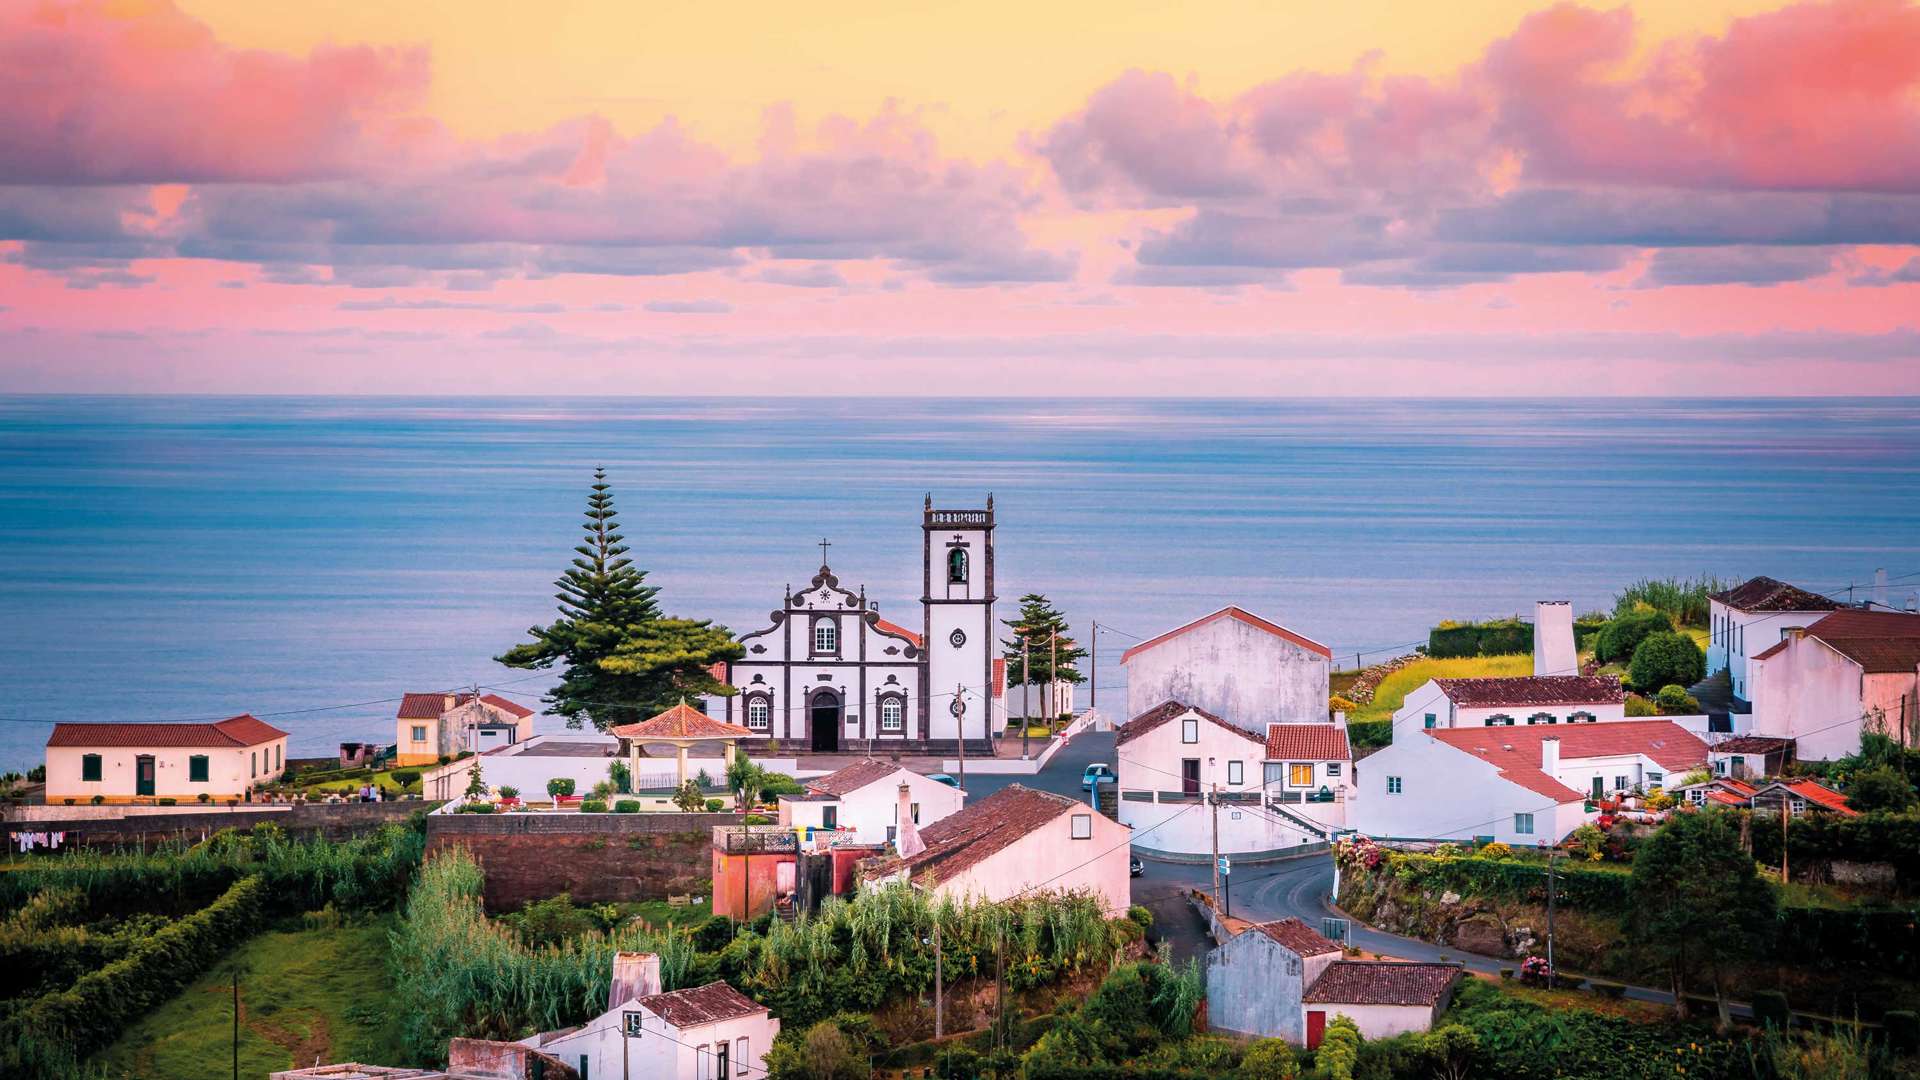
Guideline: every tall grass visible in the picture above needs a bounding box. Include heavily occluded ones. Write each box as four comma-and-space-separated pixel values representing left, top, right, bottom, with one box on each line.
1613, 576, 1729, 628
1349, 654, 1536, 723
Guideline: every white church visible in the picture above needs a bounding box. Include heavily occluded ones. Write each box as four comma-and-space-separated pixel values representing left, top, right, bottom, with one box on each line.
705, 496, 1008, 753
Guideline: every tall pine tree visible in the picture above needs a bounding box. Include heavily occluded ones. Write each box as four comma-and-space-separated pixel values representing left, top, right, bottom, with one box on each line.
1000, 593, 1087, 685
498, 469, 740, 730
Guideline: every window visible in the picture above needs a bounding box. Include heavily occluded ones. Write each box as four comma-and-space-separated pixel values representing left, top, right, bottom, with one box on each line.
1423, 713, 1437, 729
1485, 714, 1515, 727
821, 805, 838, 829
1569, 711, 1595, 724
880, 697, 904, 731
275, 745, 281, 769
895, 801, 920, 823
579, 1054, 589, 1080
189, 755, 209, 782
1070, 813, 1093, 839
813, 619, 838, 654
697, 1045, 712, 1080
716, 1039, 730, 1079
1181, 718, 1198, 743
1527, 713, 1554, 725
411, 724, 427, 742
1386, 776, 1403, 795
1514, 813, 1535, 835
1647, 771, 1664, 787
948, 547, 968, 584
1264, 762, 1284, 786
1227, 760, 1244, 785
736, 1037, 749, 1075
1614, 775, 1629, 791
1289, 763, 1313, 787
1325, 762, 1342, 777
747, 697, 770, 730
251, 751, 257, 778
81, 754, 102, 782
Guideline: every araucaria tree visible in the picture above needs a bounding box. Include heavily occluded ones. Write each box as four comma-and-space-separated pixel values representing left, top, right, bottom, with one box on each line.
498, 469, 741, 730
1628, 809, 1777, 1029
1000, 593, 1088, 686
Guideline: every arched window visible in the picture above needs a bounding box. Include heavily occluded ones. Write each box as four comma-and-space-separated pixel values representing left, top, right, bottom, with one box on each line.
880, 696, 904, 732
947, 548, 968, 584
746, 696, 771, 730
812, 618, 838, 654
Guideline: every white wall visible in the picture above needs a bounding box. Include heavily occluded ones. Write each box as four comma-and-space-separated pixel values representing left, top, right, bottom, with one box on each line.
1125, 616, 1330, 732
780, 769, 967, 846
928, 806, 1133, 915
1350, 734, 1589, 845
533, 999, 778, 1080
1306, 1002, 1438, 1041
1117, 707, 1347, 852
417, 737, 823, 802
1709, 599, 1832, 701
45, 738, 287, 802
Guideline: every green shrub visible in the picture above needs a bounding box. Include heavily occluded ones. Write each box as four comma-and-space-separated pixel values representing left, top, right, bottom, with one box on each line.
1751, 989, 1790, 1030
498, 786, 520, 800
1627, 631, 1704, 692
1347, 718, 1391, 750
547, 777, 576, 798
580, 799, 608, 813
1593, 609, 1671, 664
1843, 766, 1916, 813
705, 799, 724, 812
1882, 1009, 1918, 1054
609, 760, 632, 794
1239, 1038, 1299, 1080
455, 802, 497, 814
1127, 904, 1153, 930
613, 799, 641, 814
1316, 1015, 1361, 1080
392, 770, 421, 786
1613, 576, 1725, 628
1654, 684, 1700, 714
745, 814, 772, 825
1624, 694, 1657, 717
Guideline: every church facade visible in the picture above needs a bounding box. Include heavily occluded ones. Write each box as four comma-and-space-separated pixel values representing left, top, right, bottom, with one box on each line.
708, 497, 1005, 754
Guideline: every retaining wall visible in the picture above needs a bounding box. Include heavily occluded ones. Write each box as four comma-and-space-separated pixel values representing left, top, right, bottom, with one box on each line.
425, 811, 739, 911
3, 800, 433, 849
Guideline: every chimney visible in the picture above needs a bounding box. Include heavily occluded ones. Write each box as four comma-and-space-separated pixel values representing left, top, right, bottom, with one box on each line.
608, 952, 662, 1011
895, 783, 925, 858
1874, 568, 1889, 610
1540, 736, 1561, 777
1533, 601, 1576, 678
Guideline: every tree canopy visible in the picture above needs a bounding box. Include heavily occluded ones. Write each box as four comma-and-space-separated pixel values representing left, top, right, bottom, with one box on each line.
497, 469, 740, 730
1000, 593, 1088, 685
1629, 809, 1777, 1025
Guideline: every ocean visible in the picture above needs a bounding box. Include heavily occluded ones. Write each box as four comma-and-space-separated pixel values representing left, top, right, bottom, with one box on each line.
2, 395, 1917, 770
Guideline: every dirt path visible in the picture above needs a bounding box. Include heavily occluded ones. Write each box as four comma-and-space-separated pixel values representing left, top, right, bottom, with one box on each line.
199, 984, 334, 1072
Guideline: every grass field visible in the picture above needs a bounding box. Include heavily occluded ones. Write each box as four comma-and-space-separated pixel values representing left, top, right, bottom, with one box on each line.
1349, 654, 1536, 723
93, 917, 408, 1079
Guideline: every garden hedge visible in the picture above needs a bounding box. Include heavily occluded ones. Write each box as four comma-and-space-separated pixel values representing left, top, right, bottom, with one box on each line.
1749, 810, 1920, 886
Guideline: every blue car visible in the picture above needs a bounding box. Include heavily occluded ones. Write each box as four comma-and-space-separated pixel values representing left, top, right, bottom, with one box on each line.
1082, 763, 1114, 790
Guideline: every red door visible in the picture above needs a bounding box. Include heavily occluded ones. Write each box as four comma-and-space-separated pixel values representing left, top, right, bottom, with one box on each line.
1306, 1010, 1327, 1049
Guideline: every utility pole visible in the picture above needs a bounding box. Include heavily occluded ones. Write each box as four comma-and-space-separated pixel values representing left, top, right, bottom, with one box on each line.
1022, 632, 1031, 760
1210, 783, 1222, 910
933, 918, 944, 1039
1090, 621, 1098, 711
953, 685, 967, 791
1545, 846, 1557, 975
1050, 629, 1059, 724
1780, 797, 1790, 884
232, 970, 240, 1080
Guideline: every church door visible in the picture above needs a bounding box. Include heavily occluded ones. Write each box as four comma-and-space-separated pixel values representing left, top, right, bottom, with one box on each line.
810, 690, 841, 752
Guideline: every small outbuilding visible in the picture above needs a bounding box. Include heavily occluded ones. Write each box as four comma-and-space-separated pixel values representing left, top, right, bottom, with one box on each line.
1206, 917, 1344, 1044
1302, 961, 1462, 1047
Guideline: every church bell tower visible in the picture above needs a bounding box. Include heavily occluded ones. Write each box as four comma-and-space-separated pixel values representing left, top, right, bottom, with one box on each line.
921, 494, 995, 747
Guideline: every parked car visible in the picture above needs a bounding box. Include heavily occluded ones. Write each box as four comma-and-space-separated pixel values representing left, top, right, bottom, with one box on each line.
927, 773, 959, 788
1082, 763, 1114, 790
1129, 855, 1144, 877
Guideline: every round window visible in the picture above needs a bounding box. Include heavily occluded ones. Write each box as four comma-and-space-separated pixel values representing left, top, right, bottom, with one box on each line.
949, 628, 967, 647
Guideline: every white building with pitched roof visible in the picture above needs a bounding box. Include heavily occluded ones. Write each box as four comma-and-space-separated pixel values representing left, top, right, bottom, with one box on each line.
775, 758, 966, 846
1121, 606, 1333, 731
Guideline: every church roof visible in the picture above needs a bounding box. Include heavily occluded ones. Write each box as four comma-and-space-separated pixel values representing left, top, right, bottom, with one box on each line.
874, 618, 922, 647
610, 704, 753, 741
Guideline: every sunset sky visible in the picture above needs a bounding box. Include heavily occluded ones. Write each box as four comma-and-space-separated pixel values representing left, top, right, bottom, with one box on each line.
4, 0, 1919, 394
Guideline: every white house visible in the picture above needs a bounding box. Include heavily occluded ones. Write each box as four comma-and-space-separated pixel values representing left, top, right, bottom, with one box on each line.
1706, 576, 1839, 704
1116, 702, 1351, 858
1206, 918, 1344, 1044
394, 691, 536, 766
862, 784, 1132, 915
44, 714, 289, 804
1747, 608, 1920, 761
1121, 606, 1332, 733
775, 758, 966, 846
526, 956, 777, 1080
1302, 962, 1462, 1047
1391, 676, 1626, 735
1351, 721, 1708, 845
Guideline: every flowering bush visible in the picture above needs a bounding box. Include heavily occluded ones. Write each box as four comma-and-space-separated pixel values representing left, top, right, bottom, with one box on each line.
1519, 954, 1555, 987
1476, 841, 1514, 860
1334, 836, 1384, 871
1433, 842, 1465, 860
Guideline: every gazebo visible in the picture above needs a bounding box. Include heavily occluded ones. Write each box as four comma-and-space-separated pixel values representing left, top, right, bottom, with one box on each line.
609, 703, 754, 793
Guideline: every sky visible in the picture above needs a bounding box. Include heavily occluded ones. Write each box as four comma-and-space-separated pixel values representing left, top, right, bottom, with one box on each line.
2, 0, 1919, 395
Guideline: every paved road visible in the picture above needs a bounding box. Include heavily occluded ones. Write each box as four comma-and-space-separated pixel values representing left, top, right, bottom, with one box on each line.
959, 729, 1115, 802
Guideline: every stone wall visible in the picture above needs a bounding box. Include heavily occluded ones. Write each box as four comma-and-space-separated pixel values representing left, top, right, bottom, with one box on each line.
426, 812, 737, 911
3, 800, 433, 849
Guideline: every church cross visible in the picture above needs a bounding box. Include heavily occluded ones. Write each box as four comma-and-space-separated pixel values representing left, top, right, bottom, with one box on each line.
818, 537, 832, 565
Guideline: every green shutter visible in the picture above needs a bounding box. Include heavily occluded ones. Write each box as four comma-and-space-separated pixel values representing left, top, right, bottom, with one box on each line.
82, 754, 102, 782
190, 755, 209, 782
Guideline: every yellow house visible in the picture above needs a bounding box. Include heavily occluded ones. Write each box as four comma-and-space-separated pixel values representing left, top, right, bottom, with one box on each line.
394, 692, 536, 766
44, 714, 290, 804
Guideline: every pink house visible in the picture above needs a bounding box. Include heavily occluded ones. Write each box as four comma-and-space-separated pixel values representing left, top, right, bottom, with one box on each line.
862, 784, 1132, 914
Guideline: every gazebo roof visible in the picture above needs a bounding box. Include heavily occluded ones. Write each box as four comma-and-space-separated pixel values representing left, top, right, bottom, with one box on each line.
609, 703, 753, 741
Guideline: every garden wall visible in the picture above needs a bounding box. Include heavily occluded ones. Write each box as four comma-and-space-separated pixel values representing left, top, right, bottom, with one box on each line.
425, 811, 737, 911
4, 800, 434, 850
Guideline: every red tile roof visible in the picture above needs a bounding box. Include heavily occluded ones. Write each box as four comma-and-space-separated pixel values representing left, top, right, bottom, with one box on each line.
1427, 721, 1709, 804
1120, 606, 1332, 663
1768, 778, 1858, 815
1304, 961, 1460, 1006
610, 703, 754, 740
46, 714, 288, 749
865, 784, 1086, 887
707, 661, 729, 682
806, 759, 908, 798
1706, 790, 1748, 807
1751, 639, 1791, 662
395, 692, 534, 720
1432, 676, 1623, 707
1264, 724, 1351, 762
1117, 700, 1262, 748
1709, 736, 1794, 756
1248, 917, 1341, 957
1710, 576, 1839, 613
874, 618, 923, 648
1804, 609, 1920, 673
637, 981, 766, 1029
